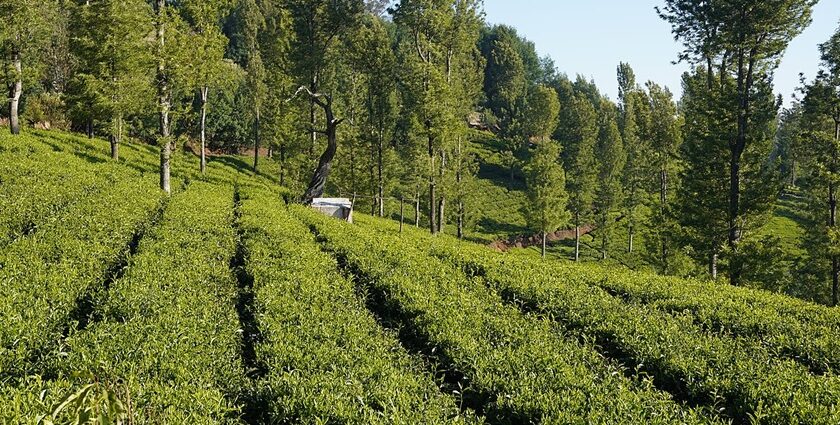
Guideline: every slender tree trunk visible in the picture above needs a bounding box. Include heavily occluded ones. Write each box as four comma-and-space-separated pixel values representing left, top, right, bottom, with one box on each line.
110, 115, 121, 160
86, 119, 93, 138
309, 75, 318, 158
378, 126, 384, 217
574, 212, 581, 262
429, 134, 437, 234
542, 232, 547, 258
628, 221, 634, 253
456, 137, 464, 240
601, 230, 608, 260
278, 143, 286, 186
200, 86, 208, 174
155, 0, 171, 195
415, 194, 420, 227
9, 49, 22, 135
253, 109, 260, 173
438, 151, 446, 234
399, 198, 404, 233
831, 121, 839, 306
710, 248, 718, 280
728, 49, 755, 287
300, 88, 343, 205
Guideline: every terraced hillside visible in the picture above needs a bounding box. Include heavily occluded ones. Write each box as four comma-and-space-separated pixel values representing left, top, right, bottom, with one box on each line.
1, 131, 838, 424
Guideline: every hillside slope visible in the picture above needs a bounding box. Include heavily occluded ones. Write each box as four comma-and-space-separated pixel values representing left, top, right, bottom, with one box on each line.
1, 130, 837, 424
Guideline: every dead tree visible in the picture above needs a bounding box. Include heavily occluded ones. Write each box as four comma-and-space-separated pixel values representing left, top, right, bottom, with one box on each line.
293, 86, 345, 205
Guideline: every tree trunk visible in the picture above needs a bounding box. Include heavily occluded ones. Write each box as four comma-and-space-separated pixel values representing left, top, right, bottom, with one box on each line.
628, 221, 634, 253
415, 194, 420, 227
308, 75, 318, 158
728, 48, 755, 287
278, 143, 286, 186
86, 119, 93, 139
438, 151, 446, 234
298, 87, 343, 205
728, 149, 742, 286
542, 232, 547, 258
399, 198, 404, 233
110, 115, 121, 160
253, 109, 260, 173
574, 212, 581, 262
710, 248, 718, 280
200, 86, 208, 174
831, 121, 839, 306
378, 127, 384, 217
429, 134, 437, 235
660, 168, 668, 206
155, 0, 171, 195
9, 49, 22, 135
601, 231, 607, 260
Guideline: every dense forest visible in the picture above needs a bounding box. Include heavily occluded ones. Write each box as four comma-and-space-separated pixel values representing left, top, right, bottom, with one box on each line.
2, 0, 839, 306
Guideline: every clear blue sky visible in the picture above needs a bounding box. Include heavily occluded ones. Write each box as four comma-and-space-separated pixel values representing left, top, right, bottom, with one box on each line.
482, 0, 840, 106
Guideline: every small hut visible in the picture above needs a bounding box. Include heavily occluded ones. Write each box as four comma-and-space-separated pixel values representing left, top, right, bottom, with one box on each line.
311, 198, 353, 223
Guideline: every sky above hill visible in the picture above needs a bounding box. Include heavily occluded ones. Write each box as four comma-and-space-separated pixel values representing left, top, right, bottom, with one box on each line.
482, 0, 840, 106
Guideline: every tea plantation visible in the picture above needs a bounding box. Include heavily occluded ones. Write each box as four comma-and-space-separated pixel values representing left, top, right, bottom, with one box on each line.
1, 131, 838, 424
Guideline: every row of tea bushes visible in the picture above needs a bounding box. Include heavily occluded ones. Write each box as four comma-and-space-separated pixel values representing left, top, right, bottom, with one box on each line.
239, 189, 477, 423
294, 206, 720, 425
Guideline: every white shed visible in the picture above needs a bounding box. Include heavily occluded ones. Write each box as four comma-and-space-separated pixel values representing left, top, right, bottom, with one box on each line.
311, 198, 353, 223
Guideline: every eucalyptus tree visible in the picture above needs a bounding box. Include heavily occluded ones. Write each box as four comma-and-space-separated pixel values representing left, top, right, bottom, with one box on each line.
345, 15, 398, 216
0, 0, 58, 135
152, 0, 172, 193
69, 0, 154, 160
392, 0, 472, 234
524, 139, 570, 258
658, 0, 817, 285
180, 0, 234, 173
594, 99, 626, 260
645, 81, 682, 269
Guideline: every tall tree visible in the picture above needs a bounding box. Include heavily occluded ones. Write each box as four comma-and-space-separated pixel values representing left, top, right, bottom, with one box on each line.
181, 0, 234, 173
524, 139, 570, 258
286, 0, 364, 157
646, 81, 682, 270
617, 62, 650, 254
799, 26, 840, 305
70, 0, 154, 161
0, 0, 58, 135
153, 0, 172, 194
594, 99, 626, 260
562, 94, 598, 261
392, 0, 469, 234
346, 16, 397, 216
659, 0, 816, 285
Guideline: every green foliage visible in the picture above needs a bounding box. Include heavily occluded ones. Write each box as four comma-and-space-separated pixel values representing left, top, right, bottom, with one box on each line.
561, 94, 598, 226
299, 208, 718, 424
240, 189, 473, 423
523, 140, 569, 243
524, 85, 560, 141
594, 99, 626, 258
388, 221, 840, 424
